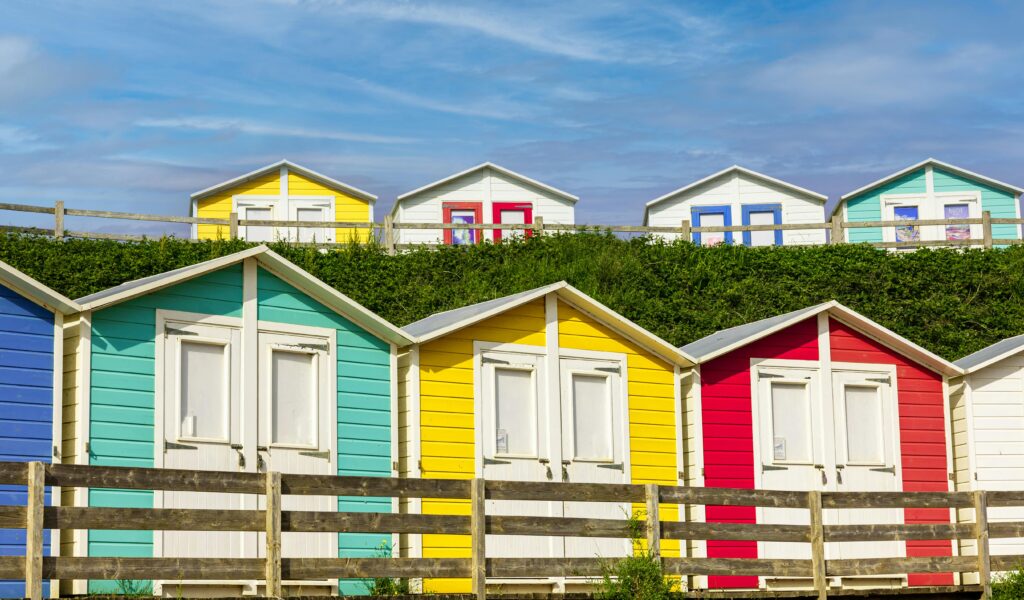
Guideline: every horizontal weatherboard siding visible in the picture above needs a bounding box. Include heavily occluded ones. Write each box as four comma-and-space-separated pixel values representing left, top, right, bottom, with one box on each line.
844, 168, 926, 243
933, 168, 1019, 241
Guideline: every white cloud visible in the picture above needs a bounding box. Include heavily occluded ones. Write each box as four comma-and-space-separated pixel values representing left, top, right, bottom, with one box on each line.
0, 125, 54, 153
135, 116, 417, 144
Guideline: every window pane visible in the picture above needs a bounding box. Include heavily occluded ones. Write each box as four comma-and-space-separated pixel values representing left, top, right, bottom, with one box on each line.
450, 210, 476, 245
944, 204, 970, 241
296, 207, 326, 243
246, 207, 274, 242
700, 212, 726, 246
748, 210, 777, 247
572, 373, 613, 460
180, 341, 228, 440
271, 350, 317, 446
770, 382, 811, 462
893, 206, 919, 242
844, 385, 884, 464
494, 367, 536, 455
500, 210, 527, 239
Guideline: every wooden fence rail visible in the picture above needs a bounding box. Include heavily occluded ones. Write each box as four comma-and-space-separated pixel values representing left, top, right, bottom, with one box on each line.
0, 462, 1008, 599
1, 201, 1022, 253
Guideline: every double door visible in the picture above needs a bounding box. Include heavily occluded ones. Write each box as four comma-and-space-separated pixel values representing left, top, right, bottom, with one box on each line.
236, 198, 334, 243
159, 320, 335, 564
755, 365, 901, 568
479, 349, 630, 563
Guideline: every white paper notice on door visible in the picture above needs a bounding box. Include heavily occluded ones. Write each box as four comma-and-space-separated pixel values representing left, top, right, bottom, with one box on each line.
773, 437, 786, 460
496, 429, 509, 454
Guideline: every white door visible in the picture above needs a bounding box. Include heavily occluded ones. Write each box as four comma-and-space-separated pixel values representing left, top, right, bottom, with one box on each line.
755, 366, 825, 561
160, 322, 244, 559
237, 202, 281, 242
289, 199, 334, 244
560, 357, 630, 559
257, 330, 336, 559
831, 370, 900, 561
480, 350, 561, 559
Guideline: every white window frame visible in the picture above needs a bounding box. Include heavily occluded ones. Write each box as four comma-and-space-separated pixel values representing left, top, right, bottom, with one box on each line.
175, 335, 234, 445
289, 196, 336, 244
882, 192, 982, 243
264, 343, 323, 450
234, 196, 283, 242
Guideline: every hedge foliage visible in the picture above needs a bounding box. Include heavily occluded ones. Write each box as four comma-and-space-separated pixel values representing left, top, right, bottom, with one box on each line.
3, 232, 1024, 360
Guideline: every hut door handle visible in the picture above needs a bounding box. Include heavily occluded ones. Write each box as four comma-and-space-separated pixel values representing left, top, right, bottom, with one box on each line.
870, 466, 896, 474
761, 464, 788, 471
814, 464, 827, 485
483, 457, 511, 465
299, 450, 330, 459
164, 440, 197, 451
597, 463, 624, 470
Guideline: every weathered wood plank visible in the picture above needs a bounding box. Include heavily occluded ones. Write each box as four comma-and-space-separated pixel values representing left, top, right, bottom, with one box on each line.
486, 479, 645, 502
285, 511, 469, 535
660, 521, 809, 543
46, 506, 264, 531
25, 462, 44, 600
281, 557, 470, 580
43, 463, 265, 493
808, 490, 826, 600
824, 522, 973, 542
985, 491, 1024, 507
42, 557, 264, 580
265, 472, 282, 598
0, 556, 19, 579
0, 506, 24, 528
53, 201, 64, 240
0, 462, 28, 485
0, 203, 55, 215
822, 491, 973, 509
64, 208, 224, 224
646, 484, 661, 557
663, 557, 813, 577
486, 557, 606, 578
846, 218, 982, 228
487, 515, 630, 538
281, 472, 470, 499
975, 490, 992, 599
988, 522, 1024, 539
470, 478, 486, 600
826, 556, 976, 577
660, 485, 809, 508
991, 555, 1024, 572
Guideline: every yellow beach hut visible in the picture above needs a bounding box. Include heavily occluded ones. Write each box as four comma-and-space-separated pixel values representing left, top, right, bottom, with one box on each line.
191, 159, 376, 243
396, 282, 696, 593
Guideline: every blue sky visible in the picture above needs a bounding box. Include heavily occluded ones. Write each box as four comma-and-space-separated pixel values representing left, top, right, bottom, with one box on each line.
2, 1, 1023, 235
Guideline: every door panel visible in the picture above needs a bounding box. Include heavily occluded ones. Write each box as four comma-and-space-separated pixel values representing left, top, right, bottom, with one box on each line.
491, 202, 533, 241
560, 358, 630, 559
161, 322, 243, 559
289, 200, 333, 243
257, 330, 335, 560
480, 350, 561, 559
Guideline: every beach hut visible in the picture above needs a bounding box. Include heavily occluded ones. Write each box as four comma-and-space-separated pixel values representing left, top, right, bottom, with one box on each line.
0, 262, 78, 599
396, 282, 695, 593
642, 166, 828, 246
61, 246, 413, 596
191, 159, 377, 244
831, 158, 1023, 245
679, 302, 960, 591
390, 163, 578, 246
950, 336, 1024, 569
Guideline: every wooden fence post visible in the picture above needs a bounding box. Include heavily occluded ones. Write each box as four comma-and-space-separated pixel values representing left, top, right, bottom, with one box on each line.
533, 216, 544, 237
53, 201, 65, 240
470, 477, 486, 600
25, 461, 44, 600
830, 215, 843, 244
974, 490, 992, 599
982, 211, 993, 250
229, 212, 239, 240
265, 471, 282, 598
808, 490, 827, 600
644, 483, 661, 559
383, 215, 396, 256
680, 219, 691, 242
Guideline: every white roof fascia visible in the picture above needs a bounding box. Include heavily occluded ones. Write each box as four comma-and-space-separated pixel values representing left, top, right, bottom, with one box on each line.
191, 159, 377, 203
0, 261, 79, 314
392, 162, 578, 216
406, 283, 562, 343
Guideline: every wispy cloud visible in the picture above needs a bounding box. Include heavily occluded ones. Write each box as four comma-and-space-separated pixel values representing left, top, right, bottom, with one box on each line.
0, 125, 54, 153
136, 117, 417, 144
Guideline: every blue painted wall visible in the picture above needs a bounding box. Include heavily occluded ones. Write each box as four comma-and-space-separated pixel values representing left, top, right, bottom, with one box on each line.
257, 268, 393, 596
0, 284, 54, 598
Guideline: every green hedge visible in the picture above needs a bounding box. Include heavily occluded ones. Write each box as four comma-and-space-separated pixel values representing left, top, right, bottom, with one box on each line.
4, 232, 1024, 360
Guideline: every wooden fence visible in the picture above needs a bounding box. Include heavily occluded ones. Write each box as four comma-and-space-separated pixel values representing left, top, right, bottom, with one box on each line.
2, 201, 1023, 252
0, 462, 1017, 599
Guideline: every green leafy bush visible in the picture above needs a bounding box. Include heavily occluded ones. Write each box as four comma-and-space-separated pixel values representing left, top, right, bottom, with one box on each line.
595, 512, 679, 600
361, 541, 410, 596
994, 566, 1024, 600
4, 232, 1024, 359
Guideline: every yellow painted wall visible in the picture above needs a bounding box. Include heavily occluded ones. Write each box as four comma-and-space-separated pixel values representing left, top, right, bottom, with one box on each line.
194, 168, 372, 241
418, 299, 545, 593
557, 301, 681, 558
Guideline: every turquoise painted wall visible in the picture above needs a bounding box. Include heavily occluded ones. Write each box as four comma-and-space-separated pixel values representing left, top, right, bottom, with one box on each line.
843, 168, 927, 243
87, 265, 243, 593
933, 168, 1019, 241
257, 268, 393, 596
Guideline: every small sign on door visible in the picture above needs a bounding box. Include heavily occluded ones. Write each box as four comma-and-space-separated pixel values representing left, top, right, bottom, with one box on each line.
496, 429, 509, 454
773, 437, 786, 461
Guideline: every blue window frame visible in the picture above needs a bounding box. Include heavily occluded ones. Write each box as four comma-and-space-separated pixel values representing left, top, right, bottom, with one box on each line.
691, 205, 733, 245
741, 203, 783, 247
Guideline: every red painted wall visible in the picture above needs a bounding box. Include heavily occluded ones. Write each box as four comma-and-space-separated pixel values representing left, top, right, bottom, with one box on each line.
828, 318, 952, 586
700, 317, 819, 588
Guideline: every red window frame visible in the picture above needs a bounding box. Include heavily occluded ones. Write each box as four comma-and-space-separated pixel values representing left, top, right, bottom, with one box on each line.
442, 202, 483, 245
492, 202, 534, 241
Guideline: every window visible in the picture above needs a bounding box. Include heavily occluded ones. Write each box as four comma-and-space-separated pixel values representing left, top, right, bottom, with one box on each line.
842, 385, 884, 464
492, 202, 534, 241
769, 381, 812, 463
944, 203, 970, 241
270, 349, 318, 447
741, 204, 782, 247
893, 205, 920, 243
179, 340, 230, 441
493, 366, 537, 456
571, 373, 613, 460
691, 205, 732, 246
442, 202, 483, 245
242, 206, 275, 242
